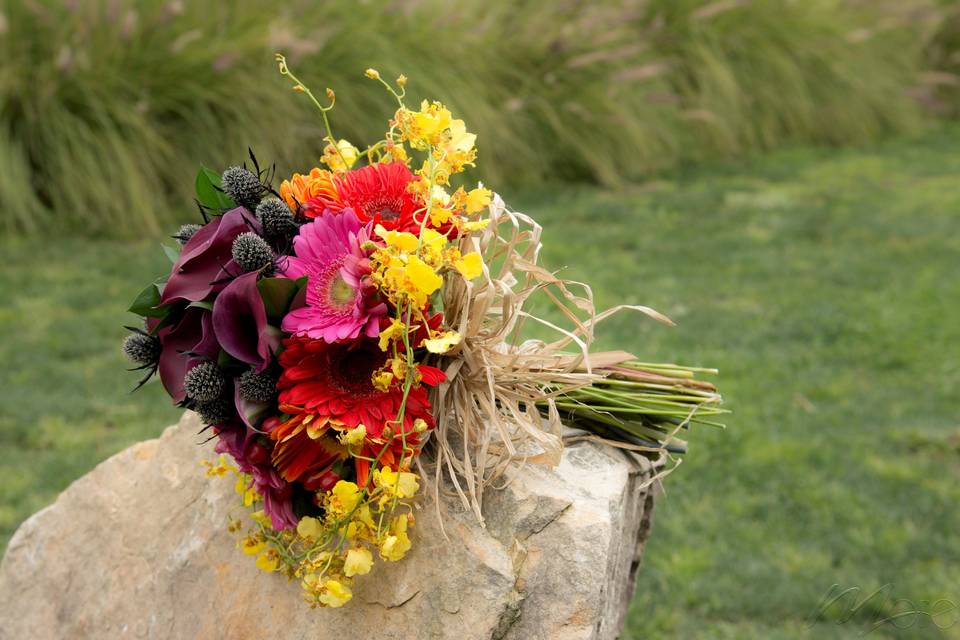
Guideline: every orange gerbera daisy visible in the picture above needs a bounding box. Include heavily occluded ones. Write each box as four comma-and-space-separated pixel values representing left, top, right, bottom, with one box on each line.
279, 167, 340, 216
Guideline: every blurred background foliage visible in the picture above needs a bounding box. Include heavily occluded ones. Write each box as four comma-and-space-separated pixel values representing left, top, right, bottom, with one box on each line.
2, 0, 960, 236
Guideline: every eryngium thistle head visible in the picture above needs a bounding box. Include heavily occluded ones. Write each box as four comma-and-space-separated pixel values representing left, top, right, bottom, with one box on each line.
221, 166, 264, 209
195, 395, 234, 426
175, 223, 202, 246
256, 198, 297, 240
238, 368, 278, 404
183, 361, 225, 402
232, 232, 275, 273
122, 333, 160, 365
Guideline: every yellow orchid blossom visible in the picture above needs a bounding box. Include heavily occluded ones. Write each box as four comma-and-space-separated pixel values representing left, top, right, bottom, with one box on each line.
405, 255, 444, 303
343, 547, 374, 577
379, 514, 412, 561
376, 225, 419, 253
296, 516, 323, 540
337, 424, 367, 447
319, 580, 353, 607
330, 480, 362, 515
465, 187, 492, 214
256, 548, 280, 573
321, 139, 359, 172
239, 536, 265, 556
422, 330, 462, 354
375, 468, 420, 500
454, 252, 483, 280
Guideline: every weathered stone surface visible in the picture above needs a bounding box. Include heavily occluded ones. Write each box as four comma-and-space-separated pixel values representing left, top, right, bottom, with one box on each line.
0, 412, 660, 640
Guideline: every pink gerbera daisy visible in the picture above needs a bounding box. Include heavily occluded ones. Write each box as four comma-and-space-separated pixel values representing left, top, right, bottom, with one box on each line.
279, 208, 387, 342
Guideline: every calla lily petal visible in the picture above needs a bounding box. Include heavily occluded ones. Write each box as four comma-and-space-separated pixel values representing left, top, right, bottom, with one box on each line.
213, 272, 280, 373
161, 208, 261, 304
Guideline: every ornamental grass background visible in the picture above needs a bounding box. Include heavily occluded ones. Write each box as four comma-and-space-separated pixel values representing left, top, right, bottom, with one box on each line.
3, 0, 960, 236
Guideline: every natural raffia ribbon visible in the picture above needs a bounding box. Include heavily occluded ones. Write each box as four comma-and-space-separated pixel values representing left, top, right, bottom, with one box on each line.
425, 194, 678, 525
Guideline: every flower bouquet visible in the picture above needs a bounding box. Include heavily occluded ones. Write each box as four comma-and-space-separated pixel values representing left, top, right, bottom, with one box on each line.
123, 57, 725, 608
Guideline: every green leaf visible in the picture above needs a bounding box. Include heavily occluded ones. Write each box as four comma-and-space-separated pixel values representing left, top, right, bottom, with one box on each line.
148, 308, 179, 336
161, 243, 180, 264
195, 166, 236, 210
187, 300, 214, 311
128, 281, 168, 318
257, 277, 300, 323
290, 275, 308, 310
217, 349, 244, 370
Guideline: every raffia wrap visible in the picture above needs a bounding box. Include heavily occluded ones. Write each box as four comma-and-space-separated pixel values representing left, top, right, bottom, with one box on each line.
425, 194, 674, 524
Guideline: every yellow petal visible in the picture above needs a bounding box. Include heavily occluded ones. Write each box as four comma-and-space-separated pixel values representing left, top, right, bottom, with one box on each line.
255, 549, 279, 573
420, 227, 448, 253
372, 369, 394, 392
341, 521, 361, 540
396, 472, 420, 498
373, 467, 388, 488
454, 252, 483, 280
376, 469, 420, 498
377, 319, 405, 351
239, 536, 264, 556
357, 504, 376, 529
343, 547, 374, 577
395, 513, 409, 534
335, 140, 359, 169
430, 184, 451, 206
321, 139, 359, 173
319, 580, 353, 607
422, 330, 461, 354
341, 424, 367, 447
465, 187, 491, 214
297, 516, 323, 540
379, 516, 413, 562
331, 480, 361, 513
390, 356, 407, 381
306, 416, 330, 440
429, 206, 453, 227
405, 256, 443, 296
447, 119, 477, 153
376, 226, 419, 253
462, 219, 490, 232
379, 535, 404, 561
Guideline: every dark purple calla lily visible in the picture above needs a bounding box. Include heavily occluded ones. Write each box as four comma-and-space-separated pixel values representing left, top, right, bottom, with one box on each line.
160, 208, 261, 304
156, 307, 220, 403
212, 271, 281, 373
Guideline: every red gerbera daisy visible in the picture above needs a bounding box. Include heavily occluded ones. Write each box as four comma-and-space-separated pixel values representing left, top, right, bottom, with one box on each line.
329, 162, 423, 232
269, 336, 442, 485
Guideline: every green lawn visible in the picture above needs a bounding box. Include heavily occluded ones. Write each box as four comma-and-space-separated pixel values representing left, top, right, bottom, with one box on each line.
2, 128, 960, 638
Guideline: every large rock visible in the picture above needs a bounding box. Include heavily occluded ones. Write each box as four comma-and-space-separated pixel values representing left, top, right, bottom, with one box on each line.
0, 412, 660, 640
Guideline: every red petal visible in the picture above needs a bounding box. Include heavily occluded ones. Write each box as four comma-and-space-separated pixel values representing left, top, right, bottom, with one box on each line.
417, 365, 446, 386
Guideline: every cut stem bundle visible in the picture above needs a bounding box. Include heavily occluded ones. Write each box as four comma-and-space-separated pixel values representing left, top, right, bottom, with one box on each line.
546, 360, 726, 456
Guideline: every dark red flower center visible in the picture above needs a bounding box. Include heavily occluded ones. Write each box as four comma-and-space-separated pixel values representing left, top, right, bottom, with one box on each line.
335, 163, 420, 231
361, 195, 403, 221
324, 342, 387, 397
